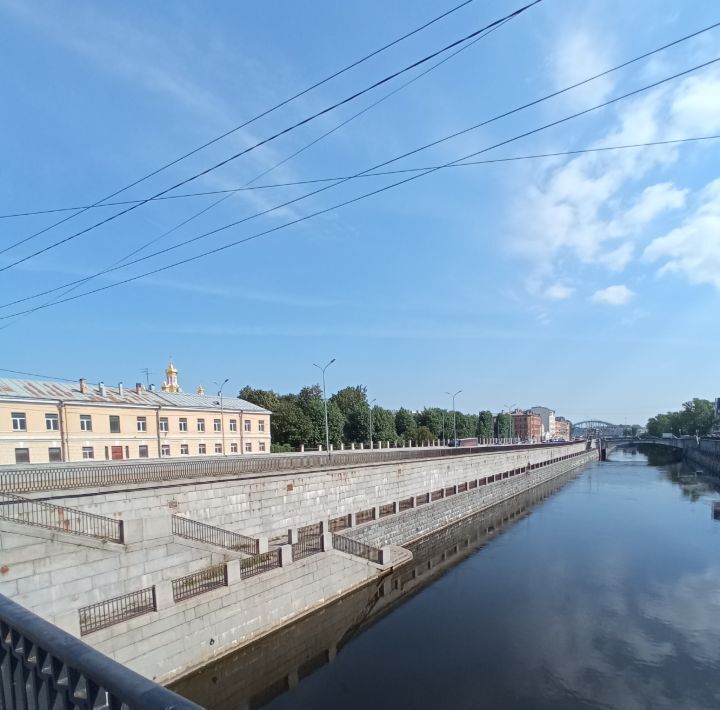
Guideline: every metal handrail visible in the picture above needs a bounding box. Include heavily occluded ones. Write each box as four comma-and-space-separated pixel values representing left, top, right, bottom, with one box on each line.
291, 535, 322, 561
171, 515, 258, 555
0, 593, 201, 710
331, 533, 382, 564
239, 549, 281, 579
0, 442, 582, 493
79, 587, 156, 635
0, 492, 123, 542
172, 564, 228, 602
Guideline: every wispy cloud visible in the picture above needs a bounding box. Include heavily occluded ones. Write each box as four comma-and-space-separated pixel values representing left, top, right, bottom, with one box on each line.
591, 284, 634, 305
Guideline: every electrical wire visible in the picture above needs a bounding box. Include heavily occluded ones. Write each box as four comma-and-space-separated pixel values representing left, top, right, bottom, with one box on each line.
1, 54, 717, 323
0, 0, 479, 244
4, 21, 718, 313
0, 0, 542, 270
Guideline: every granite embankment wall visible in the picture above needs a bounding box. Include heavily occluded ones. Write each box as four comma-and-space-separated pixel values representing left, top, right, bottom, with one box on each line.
679, 438, 720, 476
346, 448, 597, 547
30, 442, 591, 541
0, 442, 594, 685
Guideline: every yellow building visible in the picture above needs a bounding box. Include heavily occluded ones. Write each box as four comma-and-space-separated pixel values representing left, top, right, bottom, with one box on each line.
0, 364, 271, 465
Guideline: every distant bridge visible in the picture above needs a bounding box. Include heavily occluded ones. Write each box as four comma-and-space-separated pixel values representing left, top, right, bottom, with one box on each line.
573, 420, 627, 438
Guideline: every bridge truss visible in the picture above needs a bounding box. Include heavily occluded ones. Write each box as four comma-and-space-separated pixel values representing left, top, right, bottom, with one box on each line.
573, 420, 626, 438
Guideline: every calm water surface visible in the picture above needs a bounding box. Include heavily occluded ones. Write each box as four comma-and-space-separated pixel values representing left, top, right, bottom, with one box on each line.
174, 449, 720, 709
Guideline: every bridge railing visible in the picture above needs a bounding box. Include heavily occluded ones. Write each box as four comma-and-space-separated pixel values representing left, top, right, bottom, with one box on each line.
0, 492, 123, 543
331, 533, 383, 564
0, 593, 201, 710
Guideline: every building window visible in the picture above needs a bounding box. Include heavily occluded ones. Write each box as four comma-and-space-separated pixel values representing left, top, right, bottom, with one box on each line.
199, 443, 207, 455
80, 414, 93, 432
179, 418, 188, 432
136, 416, 147, 432
108, 415, 121, 433
139, 445, 149, 458
244, 420, 251, 432
213, 419, 221, 432
82, 446, 94, 460
161, 444, 171, 456
159, 417, 169, 432
245, 442, 252, 453
214, 443, 222, 454
15, 448, 30, 464
45, 413, 59, 431
259, 442, 266, 452
230, 442, 238, 453
48, 447, 62, 462
180, 444, 189, 455
229, 419, 237, 432
11, 412, 27, 432
197, 418, 205, 432
258, 420, 266, 432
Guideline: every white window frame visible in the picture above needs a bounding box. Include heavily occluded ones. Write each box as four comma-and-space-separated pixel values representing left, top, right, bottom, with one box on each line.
258, 420, 266, 432
161, 444, 171, 457
180, 444, 189, 455
229, 419, 237, 432
80, 414, 92, 432
244, 420, 251, 432
245, 442, 252, 453
159, 417, 169, 432
230, 442, 238, 453
45, 413, 59, 431
259, 442, 266, 452
213, 419, 221, 432
137, 416, 147, 432
214, 443, 222, 454
197, 418, 205, 432
12, 412, 27, 432
82, 446, 94, 460
198, 443, 207, 455
179, 418, 188, 432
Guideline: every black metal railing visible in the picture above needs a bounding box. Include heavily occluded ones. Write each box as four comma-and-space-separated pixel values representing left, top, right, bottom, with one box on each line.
0, 492, 123, 543
329, 514, 351, 532
331, 534, 382, 564
354, 508, 375, 525
444, 486, 456, 497
172, 514, 258, 555
398, 497, 414, 512
297, 521, 322, 538
292, 535, 322, 561
431, 489, 444, 502
469, 479, 478, 489
416, 493, 430, 506
172, 564, 228, 602
78, 587, 156, 635
379, 503, 396, 518
0, 441, 584, 493
239, 549, 281, 579
0, 594, 200, 710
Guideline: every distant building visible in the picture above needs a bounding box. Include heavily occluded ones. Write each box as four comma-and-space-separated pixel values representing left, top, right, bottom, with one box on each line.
554, 417, 571, 441
511, 411, 543, 442
0, 361, 271, 465
529, 406, 556, 441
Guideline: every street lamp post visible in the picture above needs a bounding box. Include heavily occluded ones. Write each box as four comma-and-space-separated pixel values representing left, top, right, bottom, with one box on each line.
313, 358, 335, 456
368, 398, 376, 450
214, 378, 229, 455
446, 390, 462, 445
504, 403, 517, 443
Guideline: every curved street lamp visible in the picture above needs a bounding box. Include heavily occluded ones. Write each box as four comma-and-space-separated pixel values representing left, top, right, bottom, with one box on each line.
446, 390, 462, 445
313, 358, 336, 456
368, 398, 377, 450
214, 378, 230, 455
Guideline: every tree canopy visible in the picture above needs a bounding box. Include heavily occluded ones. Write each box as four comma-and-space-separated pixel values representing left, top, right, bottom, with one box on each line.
646, 399, 718, 437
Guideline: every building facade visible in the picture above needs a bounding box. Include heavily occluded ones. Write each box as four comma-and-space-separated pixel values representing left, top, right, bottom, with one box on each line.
0, 364, 271, 465
554, 417, 571, 441
511, 411, 543, 442
529, 406, 556, 441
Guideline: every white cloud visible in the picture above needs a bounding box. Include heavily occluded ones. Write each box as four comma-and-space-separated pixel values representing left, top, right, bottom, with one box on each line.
545, 283, 575, 300
644, 178, 720, 288
591, 285, 634, 305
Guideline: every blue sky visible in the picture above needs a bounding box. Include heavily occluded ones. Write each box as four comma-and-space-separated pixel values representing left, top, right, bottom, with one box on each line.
1, 0, 719, 425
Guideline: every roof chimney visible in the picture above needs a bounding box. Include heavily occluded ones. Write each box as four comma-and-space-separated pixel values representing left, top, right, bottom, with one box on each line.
99, 382, 106, 397
79, 378, 86, 394
118, 382, 124, 397
135, 382, 143, 394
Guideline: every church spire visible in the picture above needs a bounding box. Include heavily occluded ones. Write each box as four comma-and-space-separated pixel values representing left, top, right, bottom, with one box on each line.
161, 359, 180, 392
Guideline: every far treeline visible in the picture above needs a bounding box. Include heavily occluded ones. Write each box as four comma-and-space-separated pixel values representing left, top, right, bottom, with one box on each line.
645, 398, 719, 437
239, 385, 515, 452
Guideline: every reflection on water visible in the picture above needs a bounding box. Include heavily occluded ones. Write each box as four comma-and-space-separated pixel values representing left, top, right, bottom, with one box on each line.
173, 451, 720, 710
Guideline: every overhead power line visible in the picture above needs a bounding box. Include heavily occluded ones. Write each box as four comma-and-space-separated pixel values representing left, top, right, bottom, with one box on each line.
0, 0, 542, 271
3, 21, 717, 314
4, 133, 717, 220
1, 54, 717, 323
0, 17, 515, 334
0, 0, 478, 244
0, 367, 79, 383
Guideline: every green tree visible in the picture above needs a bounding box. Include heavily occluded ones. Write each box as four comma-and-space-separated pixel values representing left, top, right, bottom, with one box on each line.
272, 397, 313, 447
331, 385, 369, 442
395, 407, 418, 441
477, 410, 494, 438
296, 385, 345, 447
371, 406, 397, 442
495, 412, 512, 438
416, 408, 444, 437
238, 386, 280, 413
416, 425, 434, 444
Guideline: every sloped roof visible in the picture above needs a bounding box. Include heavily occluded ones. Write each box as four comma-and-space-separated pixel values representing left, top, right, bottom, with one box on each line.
0, 378, 270, 414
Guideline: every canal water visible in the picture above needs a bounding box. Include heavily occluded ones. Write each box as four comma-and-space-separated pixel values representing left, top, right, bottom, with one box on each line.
172, 448, 720, 709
